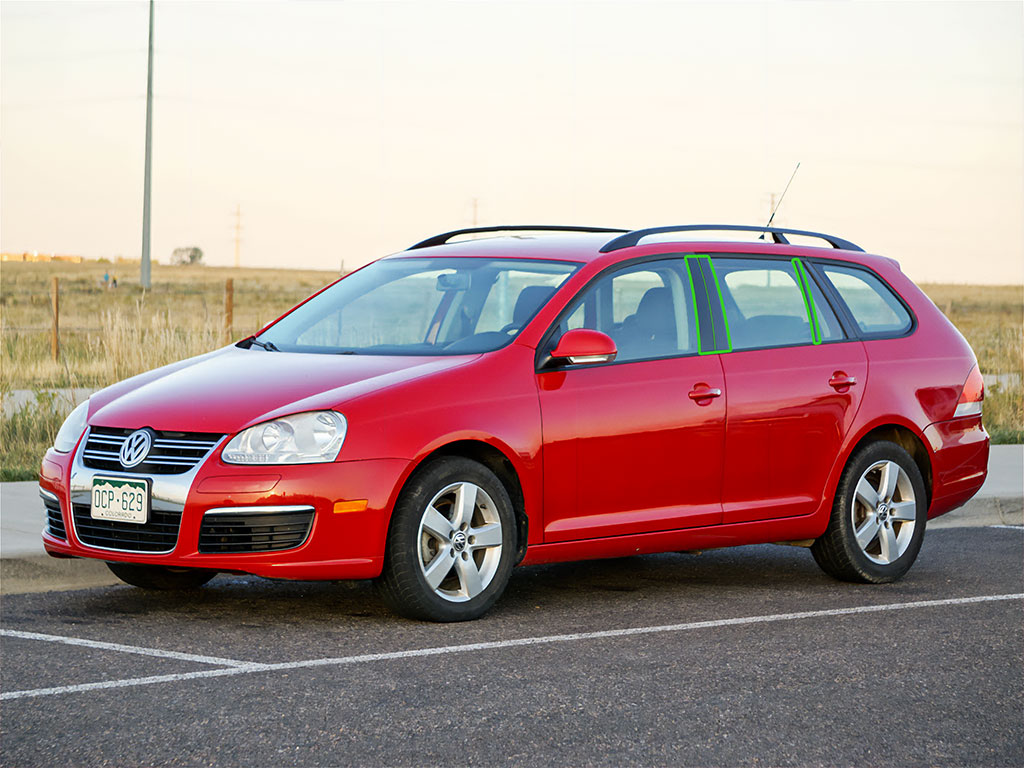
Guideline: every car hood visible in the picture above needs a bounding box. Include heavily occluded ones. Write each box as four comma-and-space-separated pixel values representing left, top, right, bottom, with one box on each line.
89, 346, 476, 434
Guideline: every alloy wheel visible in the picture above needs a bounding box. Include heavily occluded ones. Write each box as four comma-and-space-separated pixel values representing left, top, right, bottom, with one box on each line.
417, 481, 503, 602
850, 459, 918, 565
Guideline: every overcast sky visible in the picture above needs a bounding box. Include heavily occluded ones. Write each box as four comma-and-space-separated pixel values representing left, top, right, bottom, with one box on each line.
2, 0, 1022, 283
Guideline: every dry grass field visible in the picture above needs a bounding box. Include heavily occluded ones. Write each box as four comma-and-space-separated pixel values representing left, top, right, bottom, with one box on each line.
1, 261, 338, 389
1, 261, 1021, 480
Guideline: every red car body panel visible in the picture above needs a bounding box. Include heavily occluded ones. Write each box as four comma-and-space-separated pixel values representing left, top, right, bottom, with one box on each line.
719, 341, 869, 524
40, 232, 989, 581
538, 353, 727, 540
89, 348, 476, 435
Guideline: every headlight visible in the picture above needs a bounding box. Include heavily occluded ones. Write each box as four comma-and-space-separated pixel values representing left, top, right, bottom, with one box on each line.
222, 411, 347, 465
53, 400, 89, 454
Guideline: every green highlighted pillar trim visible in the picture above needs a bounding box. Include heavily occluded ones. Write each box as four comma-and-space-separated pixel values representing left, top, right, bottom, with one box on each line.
685, 255, 731, 355
685, 257, 706, 352
792, 257, 822, 345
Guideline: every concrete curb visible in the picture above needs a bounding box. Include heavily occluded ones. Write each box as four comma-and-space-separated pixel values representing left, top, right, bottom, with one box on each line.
1, 555, 121, 595
928, 496, 1024, 529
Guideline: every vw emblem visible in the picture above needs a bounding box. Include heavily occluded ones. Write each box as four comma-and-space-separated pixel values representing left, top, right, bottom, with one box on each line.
452, 531, 468, 552
119, 429, 154, 468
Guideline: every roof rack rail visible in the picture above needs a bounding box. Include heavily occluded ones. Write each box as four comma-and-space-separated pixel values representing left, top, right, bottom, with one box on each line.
599, 225, 863, 253
408, 225, 629, 251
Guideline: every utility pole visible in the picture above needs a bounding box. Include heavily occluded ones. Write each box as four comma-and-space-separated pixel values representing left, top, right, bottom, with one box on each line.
140, 0, 155, 289
233, 204, 242, 268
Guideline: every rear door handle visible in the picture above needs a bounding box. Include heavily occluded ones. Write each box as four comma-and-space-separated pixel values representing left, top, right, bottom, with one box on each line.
828, 373, 857, 391
688, 386, 723, 402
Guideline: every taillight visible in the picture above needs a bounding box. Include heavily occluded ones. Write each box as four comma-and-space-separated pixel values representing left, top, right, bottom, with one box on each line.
954, 364, 984, 418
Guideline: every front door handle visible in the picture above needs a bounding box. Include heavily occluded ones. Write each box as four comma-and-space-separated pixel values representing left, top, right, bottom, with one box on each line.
828, 372, 858, 391
688, 385, 723, 403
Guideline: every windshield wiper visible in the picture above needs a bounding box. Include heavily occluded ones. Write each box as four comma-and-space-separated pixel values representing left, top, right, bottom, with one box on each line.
249, 338, 280, 352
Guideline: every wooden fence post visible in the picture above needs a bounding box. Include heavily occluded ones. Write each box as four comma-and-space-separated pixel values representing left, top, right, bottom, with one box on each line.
224, 278, 234, 342
51, 276, 60, 361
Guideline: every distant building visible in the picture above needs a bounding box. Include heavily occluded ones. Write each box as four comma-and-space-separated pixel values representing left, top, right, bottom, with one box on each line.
0, 252, 136, 264
0, 252, 84, 263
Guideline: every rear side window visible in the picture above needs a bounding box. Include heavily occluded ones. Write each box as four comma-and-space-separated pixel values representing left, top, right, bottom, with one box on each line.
820, 265, 912, 335
713, 258, 813, 350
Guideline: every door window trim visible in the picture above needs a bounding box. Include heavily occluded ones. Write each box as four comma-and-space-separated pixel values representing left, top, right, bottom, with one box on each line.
535, 251, 888, 370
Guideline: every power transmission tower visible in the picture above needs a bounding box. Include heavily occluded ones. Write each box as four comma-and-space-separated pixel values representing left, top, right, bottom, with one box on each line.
233, 204, 242, 268
140, 0, 155, 289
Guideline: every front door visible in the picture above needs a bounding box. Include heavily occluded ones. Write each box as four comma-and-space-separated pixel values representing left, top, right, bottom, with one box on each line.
537, 257, 726, 542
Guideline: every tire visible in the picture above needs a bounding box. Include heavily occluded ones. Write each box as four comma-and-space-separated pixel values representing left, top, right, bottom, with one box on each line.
106, 562, 217, 590
812, 440, 927, 583
377, 457, 517, 622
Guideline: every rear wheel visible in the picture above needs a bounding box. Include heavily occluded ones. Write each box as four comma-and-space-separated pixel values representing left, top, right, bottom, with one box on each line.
377, 457, 516, 622
106, 562, 217, 590
812, 440, 927, 583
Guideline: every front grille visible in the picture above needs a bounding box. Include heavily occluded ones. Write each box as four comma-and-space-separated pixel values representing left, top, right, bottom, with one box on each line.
82, 427, 222, 475
72, 503, 182, 553
199, 508, 314, 554
42, 494, 66, 540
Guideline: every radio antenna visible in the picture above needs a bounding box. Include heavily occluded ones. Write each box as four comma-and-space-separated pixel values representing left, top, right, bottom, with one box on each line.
764, 162, 801, 230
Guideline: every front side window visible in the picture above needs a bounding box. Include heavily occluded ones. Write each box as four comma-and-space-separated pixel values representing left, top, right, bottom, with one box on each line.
558, 259, 696, 362
820, 264, 912, 336
259, 257, 578, 355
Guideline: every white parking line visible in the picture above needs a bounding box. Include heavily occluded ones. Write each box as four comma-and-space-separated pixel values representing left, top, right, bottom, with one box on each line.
3, 592, 1021, 702
990, 525, 1024, 530
0, 629, 257, 668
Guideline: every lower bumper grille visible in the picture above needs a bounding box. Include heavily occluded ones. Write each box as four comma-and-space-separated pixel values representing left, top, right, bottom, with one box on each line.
72, 504, 182, 553
42, 493, 67, 540
199, 508, 314, 554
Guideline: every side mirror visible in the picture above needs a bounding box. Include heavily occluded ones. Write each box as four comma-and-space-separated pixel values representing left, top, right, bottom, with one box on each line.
550, 329, 617, 366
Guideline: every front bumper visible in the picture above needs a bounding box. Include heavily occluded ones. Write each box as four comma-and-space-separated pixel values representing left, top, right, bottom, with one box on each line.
39, 437, 410, 580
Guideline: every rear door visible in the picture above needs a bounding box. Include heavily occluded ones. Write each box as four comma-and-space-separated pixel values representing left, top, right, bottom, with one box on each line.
709, 255, 868, 523
537, 257, 726, 542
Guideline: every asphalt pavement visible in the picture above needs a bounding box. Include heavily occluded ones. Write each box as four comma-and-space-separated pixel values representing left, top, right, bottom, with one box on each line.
1, 528, 1022, 766
1, 446, 1021, 766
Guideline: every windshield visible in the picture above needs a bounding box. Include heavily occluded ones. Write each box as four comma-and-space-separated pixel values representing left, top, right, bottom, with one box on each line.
256, 257, 579, 355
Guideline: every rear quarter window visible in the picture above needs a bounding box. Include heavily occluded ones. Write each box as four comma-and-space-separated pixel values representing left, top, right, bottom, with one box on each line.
820, 265, 912, 336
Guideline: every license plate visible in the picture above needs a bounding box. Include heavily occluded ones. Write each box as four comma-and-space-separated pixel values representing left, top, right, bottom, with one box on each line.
91, 477, 150, 524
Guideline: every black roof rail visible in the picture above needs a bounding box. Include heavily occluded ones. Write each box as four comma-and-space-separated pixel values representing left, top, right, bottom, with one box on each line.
408, 225, 630, 251
599, 224, 864, 253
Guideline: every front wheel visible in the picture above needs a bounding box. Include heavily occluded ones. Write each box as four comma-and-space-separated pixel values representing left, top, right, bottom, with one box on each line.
377, 457, 516, 622
812, 441, 927, 583
106, 562, 217, 590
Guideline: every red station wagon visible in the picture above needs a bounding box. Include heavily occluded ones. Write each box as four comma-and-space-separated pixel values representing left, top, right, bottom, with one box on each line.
40, 224, 990, 621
